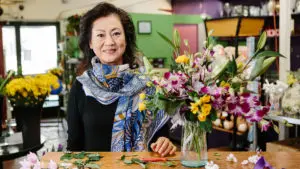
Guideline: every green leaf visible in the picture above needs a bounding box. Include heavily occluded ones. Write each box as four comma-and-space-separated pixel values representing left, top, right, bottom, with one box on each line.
73, 160, 85, 167
157, 31, 175, 49
87, 153, 102, 161
273, 124, 280, 134
256, 31, 267, 51
227, 57, 237, 76
255, 50, 285, 59
173, 29, 181, 48
60, 153, 73, 161
249, 57, 264, 80
123, 159, 133, 164
143, 56, 153, 74
73, 152, 86, 159
120, 155, 126, 161
85, 163, 100, 169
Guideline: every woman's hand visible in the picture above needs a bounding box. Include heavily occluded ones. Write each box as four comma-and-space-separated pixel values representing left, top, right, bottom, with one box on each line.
150, 137, 177, 157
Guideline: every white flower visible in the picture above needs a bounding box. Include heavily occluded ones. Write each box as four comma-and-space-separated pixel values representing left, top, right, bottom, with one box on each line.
248, 154, 260, 164
48, 160, 58, 169
205, 161, 219, 169
241, 160, 249, 165
60, 162, 72, 168
26, 152, 39, 165
226, 153, 238, 163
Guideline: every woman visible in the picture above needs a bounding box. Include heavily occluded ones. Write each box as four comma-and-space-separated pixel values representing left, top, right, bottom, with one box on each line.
67, 2, 176, 157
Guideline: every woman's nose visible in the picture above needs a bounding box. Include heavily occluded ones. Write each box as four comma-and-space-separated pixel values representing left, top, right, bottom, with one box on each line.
104, 35, 115, 46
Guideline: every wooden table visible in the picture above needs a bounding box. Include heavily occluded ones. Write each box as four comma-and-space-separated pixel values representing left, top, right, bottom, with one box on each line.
42, 151, 300, 168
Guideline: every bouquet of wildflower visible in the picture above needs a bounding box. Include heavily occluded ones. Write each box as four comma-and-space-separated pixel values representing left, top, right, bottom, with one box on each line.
141, 30, 284, 132
5, 73, 60, 107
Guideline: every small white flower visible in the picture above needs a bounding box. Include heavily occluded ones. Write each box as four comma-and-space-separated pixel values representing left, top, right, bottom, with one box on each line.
226, 153, 238, 163
248, 155, 260, 164
241, 160, 249, 165
48, 160, 58, 169
60, 162, 72, 168
205, 161, 219, 169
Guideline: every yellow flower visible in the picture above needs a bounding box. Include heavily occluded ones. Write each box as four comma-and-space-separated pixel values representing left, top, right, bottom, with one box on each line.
139, 93, 146, 100
175, 55, 189, 64
237, 62, 244, 71
200, 95, 211, 103
146, 81, 152, 87
138, 102, 146, 111
201, 104, 212, 116
220, 81, 230, 88
190, 102, 199, 114
22, 91, 28, 98
198, 114, 206, 122
287, 74, 297, 86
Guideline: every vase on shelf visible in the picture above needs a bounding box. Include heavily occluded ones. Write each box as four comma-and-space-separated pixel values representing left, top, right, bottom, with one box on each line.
13, 106, 42, 149
181, 119, 207, 168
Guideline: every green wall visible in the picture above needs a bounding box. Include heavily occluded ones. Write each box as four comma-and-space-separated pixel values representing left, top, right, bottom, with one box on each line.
130, 13, 203, 67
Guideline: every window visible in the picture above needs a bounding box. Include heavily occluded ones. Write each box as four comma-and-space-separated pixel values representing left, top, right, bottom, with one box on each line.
1, 22, 59, 75
20, 26, 57, 74
2, 26, 17, 72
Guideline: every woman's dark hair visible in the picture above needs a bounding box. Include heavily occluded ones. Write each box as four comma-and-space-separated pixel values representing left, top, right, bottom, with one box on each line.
78, 2, 136, 73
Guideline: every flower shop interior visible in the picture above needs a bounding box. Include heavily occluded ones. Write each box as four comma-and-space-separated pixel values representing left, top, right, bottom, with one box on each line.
0, 0, 300, 168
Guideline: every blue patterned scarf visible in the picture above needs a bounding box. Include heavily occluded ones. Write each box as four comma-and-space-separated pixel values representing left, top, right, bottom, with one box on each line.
77, 57, 169, 151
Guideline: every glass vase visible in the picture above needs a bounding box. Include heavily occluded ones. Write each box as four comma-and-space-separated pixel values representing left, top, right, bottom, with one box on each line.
181, 120, 208, 168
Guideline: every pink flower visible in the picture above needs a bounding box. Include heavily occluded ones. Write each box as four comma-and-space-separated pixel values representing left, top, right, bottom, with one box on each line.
260, 120, 272, 132
26, 152, 38, 165
19, 159, 31, 169
48, 160, 58, 169
33, 161, 41, 169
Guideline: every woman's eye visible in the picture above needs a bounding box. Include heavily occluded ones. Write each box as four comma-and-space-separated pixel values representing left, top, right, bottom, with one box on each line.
97, 34, 105, 38
112, 32, 121, 37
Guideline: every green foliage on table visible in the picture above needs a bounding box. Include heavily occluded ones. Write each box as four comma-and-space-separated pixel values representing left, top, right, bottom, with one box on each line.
60, 152, 102, 169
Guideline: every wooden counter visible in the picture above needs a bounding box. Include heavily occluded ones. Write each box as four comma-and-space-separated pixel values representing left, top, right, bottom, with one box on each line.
41, 151, 300, 168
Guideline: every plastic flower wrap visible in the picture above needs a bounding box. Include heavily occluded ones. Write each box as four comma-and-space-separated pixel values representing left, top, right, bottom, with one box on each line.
263, 79, 288, 114
141, 30, 284, 132
5, 73, 59, 107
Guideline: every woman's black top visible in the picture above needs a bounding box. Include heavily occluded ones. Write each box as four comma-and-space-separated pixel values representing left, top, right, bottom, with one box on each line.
67, 80, 169, 151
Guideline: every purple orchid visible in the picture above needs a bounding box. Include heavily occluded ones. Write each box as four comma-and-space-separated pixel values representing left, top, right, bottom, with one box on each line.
254, 156, 274, 169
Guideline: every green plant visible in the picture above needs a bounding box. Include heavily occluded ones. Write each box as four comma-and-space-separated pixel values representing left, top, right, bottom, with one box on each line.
0, 70, 14, 95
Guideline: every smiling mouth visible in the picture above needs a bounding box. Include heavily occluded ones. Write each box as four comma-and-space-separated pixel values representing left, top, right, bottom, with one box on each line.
104, 49, 117, 54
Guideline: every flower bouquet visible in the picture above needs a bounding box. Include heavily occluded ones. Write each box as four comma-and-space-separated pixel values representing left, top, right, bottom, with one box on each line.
5, 73, 60, 148
141, 30, 284, 167
6, 73, 60, 107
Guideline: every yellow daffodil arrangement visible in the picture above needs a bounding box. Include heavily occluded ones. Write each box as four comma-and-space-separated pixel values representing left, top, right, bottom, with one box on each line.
5, 73, 60, 107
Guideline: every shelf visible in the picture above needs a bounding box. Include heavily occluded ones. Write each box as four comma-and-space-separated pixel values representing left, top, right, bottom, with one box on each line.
264, 114, 300, 125
212, 126, 244, 136
205, 17, 264, 37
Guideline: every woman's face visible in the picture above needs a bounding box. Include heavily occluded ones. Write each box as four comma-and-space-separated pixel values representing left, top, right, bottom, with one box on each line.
89, 14, 126, 65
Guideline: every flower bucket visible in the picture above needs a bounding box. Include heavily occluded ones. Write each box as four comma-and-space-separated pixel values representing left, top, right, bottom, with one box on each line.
181, 120, 208, 168
13, 106, 42, 149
